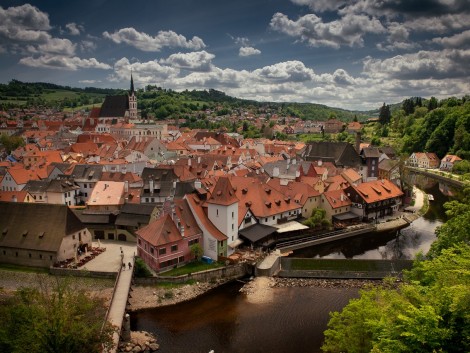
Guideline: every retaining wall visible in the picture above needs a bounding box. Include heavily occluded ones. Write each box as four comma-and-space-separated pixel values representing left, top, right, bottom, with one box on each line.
134, 263, 248, 285
49, 267, 117, 279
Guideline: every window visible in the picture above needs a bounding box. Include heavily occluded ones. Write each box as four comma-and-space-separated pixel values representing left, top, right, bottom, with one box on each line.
217, 209, 219, 216
159, 248, 166, 255
150, 248, 154, 254
171, 245, 178, 252
232, 224, 234, 230
232, 211, 234, 218
29, 253, 32, 258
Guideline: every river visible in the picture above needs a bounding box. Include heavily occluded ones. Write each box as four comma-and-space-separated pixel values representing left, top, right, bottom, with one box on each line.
131, 176, 454, 353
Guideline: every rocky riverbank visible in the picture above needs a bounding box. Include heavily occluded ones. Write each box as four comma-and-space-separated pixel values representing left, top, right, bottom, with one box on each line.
128, 279, 229, 311
118, 331, 159, 352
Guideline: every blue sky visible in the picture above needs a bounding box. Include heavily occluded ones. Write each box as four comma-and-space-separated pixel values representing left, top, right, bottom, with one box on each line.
0, 0, 469, 110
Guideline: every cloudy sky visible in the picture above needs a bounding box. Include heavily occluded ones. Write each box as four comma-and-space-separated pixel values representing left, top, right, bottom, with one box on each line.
0, 0, 469, 110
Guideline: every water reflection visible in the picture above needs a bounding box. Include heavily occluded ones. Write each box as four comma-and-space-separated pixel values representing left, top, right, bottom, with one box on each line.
131, 281, 359, 353
291, 175, 453, 260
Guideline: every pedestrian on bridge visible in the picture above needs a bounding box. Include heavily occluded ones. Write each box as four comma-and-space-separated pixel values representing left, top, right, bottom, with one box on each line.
128, 262, 132, 270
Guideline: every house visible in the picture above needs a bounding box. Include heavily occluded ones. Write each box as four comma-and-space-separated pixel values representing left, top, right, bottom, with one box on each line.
1, 165, 42, 191
323, 119, 344, 134
114, 203, 160, 242
321, 189, 352, 225
69, 164, 104, 204
23, 179, 80, 206
136, 199, 202, 272
267, 178, 321, 219
87, 181, 125, 212
345, 179, 404, 221
407, 152, 440, 169
347, 121, 362, 134
300, 142, 362, 169
0, 202, 91, 268
141, 167, 179, 204
440, 154, 462, 171
378, 159, 401, 185
360, 147, 381, 181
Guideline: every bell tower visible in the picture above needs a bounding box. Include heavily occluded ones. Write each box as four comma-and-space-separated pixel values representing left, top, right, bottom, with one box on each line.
128, 72, 137, 121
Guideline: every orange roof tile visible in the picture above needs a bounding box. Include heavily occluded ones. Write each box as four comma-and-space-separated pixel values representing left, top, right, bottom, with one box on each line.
185, 194, 227, 241
136, 214, 183, 246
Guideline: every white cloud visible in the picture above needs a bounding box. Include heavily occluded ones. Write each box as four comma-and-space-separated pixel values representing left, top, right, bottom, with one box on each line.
109, 57, 179, 83
403, 13, 470, 33
19, 55, 112, 70
38, 38, 76, 55
159, 51, 215, 71
80, 40, 96, 52
239, 46, 261, 57
432, 29, 470, 48
253, 61, 315, 82
79, 79, 102, 84
270, 12, 385, 49
102, 27, 206, 52
65, 22, 83, 36
362, 49, 470, 80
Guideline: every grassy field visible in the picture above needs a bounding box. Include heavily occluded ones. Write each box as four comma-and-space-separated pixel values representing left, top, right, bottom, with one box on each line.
158, 261, 224, 277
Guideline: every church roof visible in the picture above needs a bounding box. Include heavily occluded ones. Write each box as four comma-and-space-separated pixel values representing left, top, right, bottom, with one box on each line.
99, 95, 129, 118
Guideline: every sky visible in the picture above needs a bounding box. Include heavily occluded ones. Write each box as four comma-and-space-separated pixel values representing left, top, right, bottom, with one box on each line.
0, 0, 469, 111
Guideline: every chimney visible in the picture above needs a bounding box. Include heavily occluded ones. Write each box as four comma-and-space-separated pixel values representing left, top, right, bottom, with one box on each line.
179, 223, 185, 237
124, 181, 129, 193
198, 156, 201, 164
188, 158, 192, 167
340, 193, 344, 201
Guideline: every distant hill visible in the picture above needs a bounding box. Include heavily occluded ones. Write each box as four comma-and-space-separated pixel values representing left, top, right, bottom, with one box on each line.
0, 80, 372, 121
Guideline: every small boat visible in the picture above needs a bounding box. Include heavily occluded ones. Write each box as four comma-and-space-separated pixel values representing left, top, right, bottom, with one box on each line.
428, 194, 434, 201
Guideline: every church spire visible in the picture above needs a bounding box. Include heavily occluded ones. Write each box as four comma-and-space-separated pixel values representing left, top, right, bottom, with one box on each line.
130, 70, 135, 94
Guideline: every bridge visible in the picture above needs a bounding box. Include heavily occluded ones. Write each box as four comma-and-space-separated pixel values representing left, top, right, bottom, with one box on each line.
102, 253, 135, 353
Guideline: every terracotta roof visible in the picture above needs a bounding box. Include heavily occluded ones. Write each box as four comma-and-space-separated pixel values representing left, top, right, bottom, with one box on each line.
206, 176, 239, 206
341, 168, 362, 183
136, 214, 182, 246
349, 179, 403, 204
322, 189, 351, 209
185, 194, 227, 241
6, 165, 42, 185
0, 191, 29, 202
267, 179, 320, 206
174, 198, 202, 238
87, 181, 125, 206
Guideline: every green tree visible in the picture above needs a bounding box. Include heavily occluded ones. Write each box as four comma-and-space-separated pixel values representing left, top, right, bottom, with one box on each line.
428, 96, 438, 111
379, 103, 391, 125
190, 243, 204, 261
0, 277, 115, 353
0, 134, 25, 153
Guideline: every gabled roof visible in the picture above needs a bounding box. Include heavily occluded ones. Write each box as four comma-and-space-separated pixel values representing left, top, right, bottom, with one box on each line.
136, 214, 183, 247
185, 194, 227, 241
87, 181, 125, 206
174, 198, 202, 238
267, 178, 320, 206
70, 164, 103, 181
361, 147, 381, 158
0, 202, 84, 252
99, 95, 129, 118
301, 142, 361, 168
0, 191, 29, 202
322, 189, 351, 209
5, 165, 42, 185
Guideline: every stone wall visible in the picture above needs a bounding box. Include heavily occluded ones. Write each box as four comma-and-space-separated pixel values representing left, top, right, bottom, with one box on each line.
134, 263, 248, 285
49, 267, 117, 279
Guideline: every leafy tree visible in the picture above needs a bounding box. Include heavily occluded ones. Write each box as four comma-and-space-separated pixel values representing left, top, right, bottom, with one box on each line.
0, 134, 25, 153
0, 277, 115, 353
402, 98, 415, 116
378, 103, 391, 125
303, 208, 331, 230
190, 243, 204, 261
428, 96, 438, 111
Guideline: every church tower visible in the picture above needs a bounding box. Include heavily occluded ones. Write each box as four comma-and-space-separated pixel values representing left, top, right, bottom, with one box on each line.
128, 72, 137, 121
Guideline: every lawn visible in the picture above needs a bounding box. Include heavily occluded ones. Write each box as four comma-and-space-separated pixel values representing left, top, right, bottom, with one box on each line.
159, 261, 224, 277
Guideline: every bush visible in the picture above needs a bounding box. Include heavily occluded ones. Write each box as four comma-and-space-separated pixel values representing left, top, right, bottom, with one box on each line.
134, 257, 153, 278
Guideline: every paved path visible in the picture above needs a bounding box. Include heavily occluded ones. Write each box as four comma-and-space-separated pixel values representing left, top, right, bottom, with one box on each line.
79, 240, 137, 273
106, 255, 135, 352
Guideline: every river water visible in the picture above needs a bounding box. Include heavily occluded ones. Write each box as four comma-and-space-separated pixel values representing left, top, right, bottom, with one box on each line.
131, 176, 454, 353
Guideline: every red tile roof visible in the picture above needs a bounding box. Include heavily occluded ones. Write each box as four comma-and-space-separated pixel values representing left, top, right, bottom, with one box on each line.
206, 176, 239, 206
136, 214, 183, 246
185, 194, 227, 241
351, 179, 403, 204
322, 189, 351, 209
